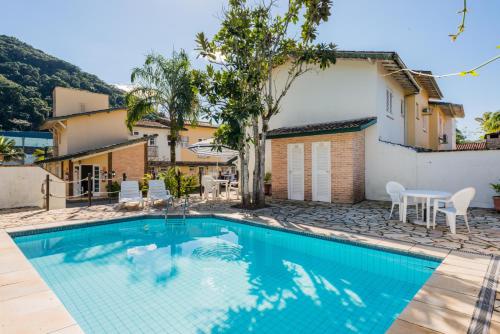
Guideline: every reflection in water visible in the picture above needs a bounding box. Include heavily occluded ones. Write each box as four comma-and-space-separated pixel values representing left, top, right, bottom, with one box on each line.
14, 217, 439, 334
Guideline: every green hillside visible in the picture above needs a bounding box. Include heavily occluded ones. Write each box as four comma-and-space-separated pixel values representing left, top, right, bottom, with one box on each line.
0, 35, 125, 130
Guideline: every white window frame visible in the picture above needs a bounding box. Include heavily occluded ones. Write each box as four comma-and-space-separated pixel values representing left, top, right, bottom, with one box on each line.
386, 89, 393, 115
180, 136, 189, 148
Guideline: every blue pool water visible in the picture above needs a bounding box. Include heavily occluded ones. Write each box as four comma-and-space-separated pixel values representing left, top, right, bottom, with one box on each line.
14, 217, 440, 334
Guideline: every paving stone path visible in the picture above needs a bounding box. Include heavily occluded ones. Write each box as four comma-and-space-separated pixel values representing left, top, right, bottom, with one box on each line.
1, 197, 499, 255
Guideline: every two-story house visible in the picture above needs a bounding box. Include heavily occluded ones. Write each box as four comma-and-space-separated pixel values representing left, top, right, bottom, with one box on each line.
131, 119, 233, 176
37, 87, 152, 196
266, 51, 464, 204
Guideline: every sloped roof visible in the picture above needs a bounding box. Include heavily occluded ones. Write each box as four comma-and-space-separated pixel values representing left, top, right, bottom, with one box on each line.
40, 107, 126, 130
335, 51, 420, 95
135, 120, 169, 129
36, 135, 155, 164
429, 101, 465, 118
267, 117, 377, 139
412, 70, 443, 99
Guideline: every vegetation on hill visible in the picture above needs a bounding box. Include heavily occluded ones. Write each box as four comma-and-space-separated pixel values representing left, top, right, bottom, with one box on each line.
0, 35, 125, 131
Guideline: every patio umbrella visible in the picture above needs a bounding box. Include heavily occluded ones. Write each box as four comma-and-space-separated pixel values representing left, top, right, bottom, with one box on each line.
187, 138, 238, 160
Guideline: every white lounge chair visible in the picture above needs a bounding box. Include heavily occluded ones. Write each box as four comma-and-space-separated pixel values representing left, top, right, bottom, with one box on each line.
147, 180, 174, 206
433, 187, 475, 234
386, 181, 421, 220
202, 175, 218, 200
119, 181, 144, 207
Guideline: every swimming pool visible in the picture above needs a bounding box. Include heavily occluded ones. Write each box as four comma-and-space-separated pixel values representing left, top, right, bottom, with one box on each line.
14, 216, 440, 333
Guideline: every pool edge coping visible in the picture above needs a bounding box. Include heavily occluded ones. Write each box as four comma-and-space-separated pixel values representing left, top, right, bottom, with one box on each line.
1, 213, 497, 334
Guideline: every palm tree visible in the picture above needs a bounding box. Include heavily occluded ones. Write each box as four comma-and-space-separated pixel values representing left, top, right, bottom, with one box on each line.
475, 111, 500, 135
126, 50, 199, 166
33, 146, 53, 162
0, 136, 24, 162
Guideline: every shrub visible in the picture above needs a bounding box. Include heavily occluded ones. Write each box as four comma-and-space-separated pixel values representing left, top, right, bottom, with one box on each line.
106, 181, 120, 198
491, 180, 500, 195
156, 168, 199, 198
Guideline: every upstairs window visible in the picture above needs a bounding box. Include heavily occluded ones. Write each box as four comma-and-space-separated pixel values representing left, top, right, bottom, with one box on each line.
386, 89, 393, 115
415, 102, 420, 120
180, 136, 189, 148
149, 136, 157, 146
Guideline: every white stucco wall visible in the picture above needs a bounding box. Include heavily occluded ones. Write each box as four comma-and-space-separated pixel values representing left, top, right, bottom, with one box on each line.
375, 64, 406, 144
365, 125, 500, 208
131, 126, 171, 161
268, 59, 378, 129
268, 59, 407, 144
0, 166, 66, 210
64, 110, 129, 155
53, 87, 109, 117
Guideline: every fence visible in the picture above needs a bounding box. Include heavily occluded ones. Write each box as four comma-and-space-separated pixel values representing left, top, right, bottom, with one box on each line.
43, 169, 203, 209
365, 125, 500, 208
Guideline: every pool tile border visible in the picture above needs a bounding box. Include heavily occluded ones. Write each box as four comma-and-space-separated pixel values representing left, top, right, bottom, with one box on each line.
2, 213, 497, 334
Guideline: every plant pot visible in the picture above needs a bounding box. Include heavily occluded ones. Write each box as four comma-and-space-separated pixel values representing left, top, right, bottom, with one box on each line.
264, 183, 272, 196
493, 196, 500, 212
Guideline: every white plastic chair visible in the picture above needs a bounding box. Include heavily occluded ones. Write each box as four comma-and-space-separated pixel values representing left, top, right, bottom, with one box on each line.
386, 181, 420, 220
119, 181, 144, 207
433, 187, 475, 234
202, 175, 218, 200
228, 181, 239, 200
147, 180, 174, 206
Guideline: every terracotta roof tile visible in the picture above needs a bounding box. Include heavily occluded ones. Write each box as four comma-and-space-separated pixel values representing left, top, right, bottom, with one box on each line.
267, 117, 377, 139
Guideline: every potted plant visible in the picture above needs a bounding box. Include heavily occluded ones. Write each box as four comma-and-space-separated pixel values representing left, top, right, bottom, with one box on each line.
491, 180, 500, 212
264, 172, 272, 196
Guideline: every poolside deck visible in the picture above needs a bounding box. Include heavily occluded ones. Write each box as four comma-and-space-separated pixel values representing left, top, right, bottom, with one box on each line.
2, 198, 499, 256
1, 198, 499, 333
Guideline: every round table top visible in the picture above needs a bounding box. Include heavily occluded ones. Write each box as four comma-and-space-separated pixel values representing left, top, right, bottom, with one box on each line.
402, 189, 451, 198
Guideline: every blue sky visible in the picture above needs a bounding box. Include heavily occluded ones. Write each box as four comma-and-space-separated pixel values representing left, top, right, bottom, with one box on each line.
1, 0, 499, 139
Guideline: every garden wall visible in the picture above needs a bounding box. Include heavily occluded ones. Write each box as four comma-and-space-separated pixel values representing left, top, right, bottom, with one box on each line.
365, 125, 500, 208
0, 166, 66, 210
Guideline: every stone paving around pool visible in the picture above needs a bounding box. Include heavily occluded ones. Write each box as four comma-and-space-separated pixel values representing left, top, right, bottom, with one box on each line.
2, 197, 499, 256
1, 197, 499, 334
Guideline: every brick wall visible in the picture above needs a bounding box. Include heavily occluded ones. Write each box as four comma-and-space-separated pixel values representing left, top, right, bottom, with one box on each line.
113, 143, 146, 182
271, 131, 365, 204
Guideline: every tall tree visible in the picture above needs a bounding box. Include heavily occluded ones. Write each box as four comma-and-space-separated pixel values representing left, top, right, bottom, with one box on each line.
197, 0, 336, 208
475, 111, 500, 136
126, 51, 199, 165
0, 136, 24, 162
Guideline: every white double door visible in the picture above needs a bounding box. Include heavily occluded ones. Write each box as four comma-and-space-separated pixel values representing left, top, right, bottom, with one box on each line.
311, 141, 331, 202
287, 142, 331, 202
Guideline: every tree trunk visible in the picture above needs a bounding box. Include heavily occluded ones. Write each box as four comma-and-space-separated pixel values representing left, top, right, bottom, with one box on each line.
241, 139, 251, 208
251, 116, 260, 205
168, 134, 177, 166
256, 117, 268, 208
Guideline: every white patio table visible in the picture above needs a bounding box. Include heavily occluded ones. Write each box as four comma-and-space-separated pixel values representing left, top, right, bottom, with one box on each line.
401, 190, 451, 228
